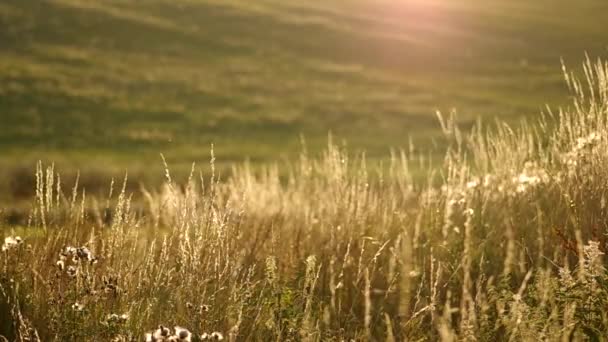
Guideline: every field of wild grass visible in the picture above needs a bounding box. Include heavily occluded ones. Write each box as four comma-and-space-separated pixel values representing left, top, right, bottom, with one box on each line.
2, 59, 608, 341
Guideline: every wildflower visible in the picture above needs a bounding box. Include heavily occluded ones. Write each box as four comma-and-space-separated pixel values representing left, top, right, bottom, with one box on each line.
466, 179, 479, 189
447, 198, 465, 207
67, 265, 78, 278
153, 325, 171, 340
77, 246, 94, 262
210, 332, 224, 340
515, 184, 527, 193
174, 326, 192, 342
199, 333, 209, 340
2, 236, 23, 252
62, 246, 77, 257
106, 313, 129, 324
200, 304, 210, 314
104, 283, 118, 294
106, 313, 119, 322
72, 302, 85, 312
56, 260, 65, 271
102, 276, 120, 295
408, 270, 421, 278
512, 162, 549, 193
575, 132, 600, 150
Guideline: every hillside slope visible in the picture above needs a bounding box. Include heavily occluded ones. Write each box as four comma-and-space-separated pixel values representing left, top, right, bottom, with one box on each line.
1, 0, 607, 171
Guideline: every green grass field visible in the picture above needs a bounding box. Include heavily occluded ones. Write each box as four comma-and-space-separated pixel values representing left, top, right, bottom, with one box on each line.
1, 0, 608, 194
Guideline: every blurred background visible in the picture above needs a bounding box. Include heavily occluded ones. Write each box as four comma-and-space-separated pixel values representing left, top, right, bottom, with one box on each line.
1, 0, 608, 202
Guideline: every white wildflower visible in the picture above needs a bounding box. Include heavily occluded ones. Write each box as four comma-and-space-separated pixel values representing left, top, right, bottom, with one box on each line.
408, 270, 421, 278
210, 332, 224, 340
72, 302, 85, 312
153, 326, 171, 340
174, 326, 192, 342
106, 313, 129, 324
2, 236, 23, 252
62, 246, 77, 256
67, 265, 78, 278
466, 179, 479, 189
512, 162, 549, 193
77, 246, 93, 262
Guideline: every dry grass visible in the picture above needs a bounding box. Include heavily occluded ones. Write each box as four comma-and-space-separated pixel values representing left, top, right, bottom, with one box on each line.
2, 58, 608, 341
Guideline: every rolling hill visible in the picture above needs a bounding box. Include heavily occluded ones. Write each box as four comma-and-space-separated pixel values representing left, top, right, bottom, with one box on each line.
1, 0, 607, 192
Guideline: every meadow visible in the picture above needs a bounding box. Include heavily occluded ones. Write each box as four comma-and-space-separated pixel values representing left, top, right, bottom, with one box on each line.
2, 58, 608, 340
3, 0, 608, 341
1, 0, 608, 201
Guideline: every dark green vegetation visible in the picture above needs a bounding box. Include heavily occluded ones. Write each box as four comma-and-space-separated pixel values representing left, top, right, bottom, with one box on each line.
1, 0, 608, 192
